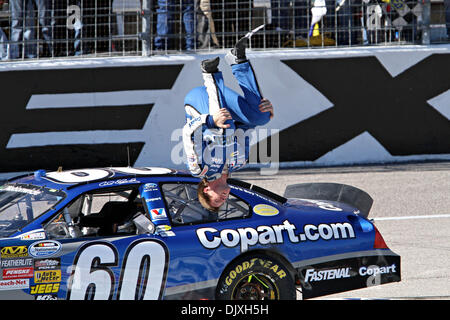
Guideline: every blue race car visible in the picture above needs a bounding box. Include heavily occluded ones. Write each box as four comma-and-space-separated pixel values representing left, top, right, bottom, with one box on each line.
0, 167, 400, 300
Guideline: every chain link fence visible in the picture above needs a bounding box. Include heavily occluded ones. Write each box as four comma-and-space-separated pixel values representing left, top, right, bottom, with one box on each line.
0, 0, 448, 61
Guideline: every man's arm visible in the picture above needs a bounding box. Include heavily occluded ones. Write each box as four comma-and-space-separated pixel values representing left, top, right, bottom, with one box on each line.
258, 98, 274, 119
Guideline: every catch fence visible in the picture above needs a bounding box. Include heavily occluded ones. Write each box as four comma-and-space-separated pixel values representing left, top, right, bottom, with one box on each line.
0, 0, 448, 61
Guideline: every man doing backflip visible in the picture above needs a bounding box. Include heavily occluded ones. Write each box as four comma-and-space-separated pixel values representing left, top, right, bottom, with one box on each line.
182, 37, 274, 212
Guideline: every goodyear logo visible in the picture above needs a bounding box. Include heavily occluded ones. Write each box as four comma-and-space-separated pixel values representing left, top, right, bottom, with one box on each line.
1, 246, 28, 258
253, 204, 279, 217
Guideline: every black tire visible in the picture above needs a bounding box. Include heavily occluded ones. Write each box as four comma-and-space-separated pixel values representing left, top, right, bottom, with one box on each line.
216, 253, 296, 300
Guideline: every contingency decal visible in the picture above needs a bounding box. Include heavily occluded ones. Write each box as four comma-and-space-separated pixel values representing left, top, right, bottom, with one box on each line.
253, 204, 279, 217
32, 258, 62, 300
28, 241, 62, 258
0, 243, 64, 299
196, 219, 355, 252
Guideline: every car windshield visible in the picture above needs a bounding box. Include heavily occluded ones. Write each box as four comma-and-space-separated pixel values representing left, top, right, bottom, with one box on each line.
0, 183, 66, 237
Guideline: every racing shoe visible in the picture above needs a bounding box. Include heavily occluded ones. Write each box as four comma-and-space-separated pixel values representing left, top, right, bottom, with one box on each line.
225, 36, 248, 65
201, 56, 220, 73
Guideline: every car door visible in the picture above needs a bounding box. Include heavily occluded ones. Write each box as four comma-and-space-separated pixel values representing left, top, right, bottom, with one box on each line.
40, 185, 170, 300
153, 181, 252, 299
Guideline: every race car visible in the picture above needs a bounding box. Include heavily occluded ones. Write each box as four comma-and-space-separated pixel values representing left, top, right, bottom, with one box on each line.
0, 166, 400, 300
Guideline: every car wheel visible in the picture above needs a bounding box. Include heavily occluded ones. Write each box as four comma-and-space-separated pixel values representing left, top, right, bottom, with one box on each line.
216, 254, 296, 300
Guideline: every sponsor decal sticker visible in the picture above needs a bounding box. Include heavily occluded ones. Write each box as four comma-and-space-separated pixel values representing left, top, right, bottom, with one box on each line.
20, 231, 46, 241
1, 246, 28, 258
35, 294, 58, 300
196, 219, 355, 252
302, 264, 398, 283
28, 241, 61, 258
143, 183, 158, 191
253, 204, 279, 216
34, 270, 62, 284
305, 267, 351, 282
34, 258, 61, 271
1, 258, 33, 268
2, 267, 34, 280
359, 264, 397, 277
30, 283, 60, 295
98, 178, 140, 187
150, 208, 168, 221
301, 199, 343, 211
146, 197, 162, 202
155, 225, 175, 237
0, 279, 29, 291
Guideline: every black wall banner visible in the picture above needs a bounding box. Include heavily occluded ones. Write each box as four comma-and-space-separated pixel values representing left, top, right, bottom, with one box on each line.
274, 54, 450, 162
0, 48, 449, 174
0, 64, 183, 173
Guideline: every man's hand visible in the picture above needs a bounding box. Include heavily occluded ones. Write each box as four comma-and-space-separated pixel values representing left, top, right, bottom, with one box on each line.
212, 108, 232, 129
259, 98, 274, 119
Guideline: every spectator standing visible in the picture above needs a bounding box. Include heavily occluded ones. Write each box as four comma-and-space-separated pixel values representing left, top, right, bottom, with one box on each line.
271, 0, 309, 37
197, 0, 220, 48
334, 0, 357, 45
113, 0, 140, 40
70, 0, 111, 56
155, 0, 196, 50
271, 0, 291, 31
0, 26, 7, 60
112, 0, 141, 52
0, 0, 8, 60
66, 0, 86, 56
445, 0, 449, 39
9, 0, 53, 59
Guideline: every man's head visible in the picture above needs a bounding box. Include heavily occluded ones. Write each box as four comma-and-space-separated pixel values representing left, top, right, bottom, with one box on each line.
197, 176, 231, 212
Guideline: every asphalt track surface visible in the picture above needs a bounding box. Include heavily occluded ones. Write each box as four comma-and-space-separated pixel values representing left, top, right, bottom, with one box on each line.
232, 161, 450, 300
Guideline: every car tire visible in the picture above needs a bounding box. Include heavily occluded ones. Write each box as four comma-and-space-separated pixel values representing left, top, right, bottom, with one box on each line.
216, 253, 296, 300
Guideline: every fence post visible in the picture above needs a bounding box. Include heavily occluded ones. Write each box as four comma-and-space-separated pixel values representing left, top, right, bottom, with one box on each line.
421, 0, 431, 45
141, 0, 152, 56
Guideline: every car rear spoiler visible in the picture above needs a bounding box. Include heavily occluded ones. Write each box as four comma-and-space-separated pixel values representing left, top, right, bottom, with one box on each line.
227, 178, 288, 204
283, 183, 373, 218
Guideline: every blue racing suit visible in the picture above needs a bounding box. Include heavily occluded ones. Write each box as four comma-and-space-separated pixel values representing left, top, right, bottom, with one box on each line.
182, 62, 270, 181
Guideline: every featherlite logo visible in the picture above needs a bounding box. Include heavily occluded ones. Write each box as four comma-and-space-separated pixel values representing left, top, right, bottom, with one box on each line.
196, 220, 355, 252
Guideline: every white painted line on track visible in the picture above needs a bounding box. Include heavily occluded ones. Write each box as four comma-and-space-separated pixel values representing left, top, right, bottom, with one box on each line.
373, 214, 450, 221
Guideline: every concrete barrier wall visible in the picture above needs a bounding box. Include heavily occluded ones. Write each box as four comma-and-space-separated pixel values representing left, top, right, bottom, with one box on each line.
0, 44, 449, 175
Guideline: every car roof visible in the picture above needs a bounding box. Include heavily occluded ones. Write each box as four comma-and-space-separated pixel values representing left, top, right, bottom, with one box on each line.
8, 167, 192, 191
6, 167, 288, 204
